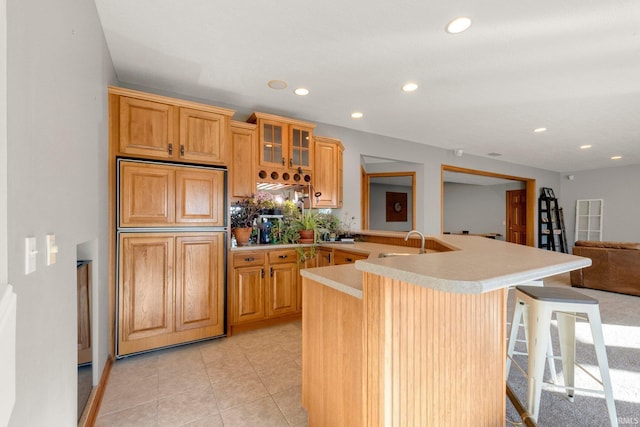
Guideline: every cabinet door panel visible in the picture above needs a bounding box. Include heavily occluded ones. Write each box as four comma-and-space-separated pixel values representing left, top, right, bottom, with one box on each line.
120, 162, 175, 227
179, 108, 228, 164
268, 263, 298, 317
119, 97, 174, 158
313, 140, 338, 208
230, 124, 256, 200
119, 234, 174, 355
234, 266, 265, 323
175, 168, 225, 226
333, 249, 368, 265
175, 234, 224, 334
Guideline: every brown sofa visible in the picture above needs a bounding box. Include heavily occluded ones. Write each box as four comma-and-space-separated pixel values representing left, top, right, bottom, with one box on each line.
570, 240, 640, 297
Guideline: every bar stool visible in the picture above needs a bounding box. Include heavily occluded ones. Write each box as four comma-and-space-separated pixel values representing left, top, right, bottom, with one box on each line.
506, 281, 558, 384
507, 285, 618, 426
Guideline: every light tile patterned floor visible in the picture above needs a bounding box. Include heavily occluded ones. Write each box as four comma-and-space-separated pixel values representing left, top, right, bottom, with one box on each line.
96, 321, 307, 427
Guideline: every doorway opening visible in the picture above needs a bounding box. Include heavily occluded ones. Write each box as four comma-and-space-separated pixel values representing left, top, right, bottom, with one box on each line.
441, 165, 536, 246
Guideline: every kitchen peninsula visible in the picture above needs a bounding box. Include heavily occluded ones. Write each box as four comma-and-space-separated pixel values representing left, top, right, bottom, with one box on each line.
300, 233, 591, 426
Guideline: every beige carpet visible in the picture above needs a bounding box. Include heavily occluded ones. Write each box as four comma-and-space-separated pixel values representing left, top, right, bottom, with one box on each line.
505, 273, 640, 426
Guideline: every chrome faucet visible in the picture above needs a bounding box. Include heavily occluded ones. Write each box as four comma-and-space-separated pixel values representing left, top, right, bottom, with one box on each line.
405, 230, 426, 254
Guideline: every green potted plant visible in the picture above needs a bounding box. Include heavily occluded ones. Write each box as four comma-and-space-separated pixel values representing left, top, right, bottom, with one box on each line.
230, 198, 259, 245
297, 210, 318, 244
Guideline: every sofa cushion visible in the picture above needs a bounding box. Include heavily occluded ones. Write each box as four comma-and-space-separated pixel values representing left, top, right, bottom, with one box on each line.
574, 240, 640, 250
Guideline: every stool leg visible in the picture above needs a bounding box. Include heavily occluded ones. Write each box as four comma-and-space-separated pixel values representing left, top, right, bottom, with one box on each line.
506, 299, 524, 377
546, 332, 558, 384
587, 306, 618, 427
557, 311, 576, 402
527, 302, 552, 421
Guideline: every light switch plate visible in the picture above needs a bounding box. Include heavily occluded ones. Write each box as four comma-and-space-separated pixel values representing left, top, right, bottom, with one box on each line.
25, 236, 37, 275
46, 234, 58, 266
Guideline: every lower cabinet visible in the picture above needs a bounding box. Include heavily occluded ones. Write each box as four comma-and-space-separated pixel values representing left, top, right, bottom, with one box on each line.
118, 232, 225, 356
332, 248, 368, 265
230, 248, 301, 332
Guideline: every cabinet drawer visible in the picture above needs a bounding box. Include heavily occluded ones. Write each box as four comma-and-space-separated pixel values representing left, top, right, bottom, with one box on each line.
233, 252, 265, 267
333, 250, 368, 265
268, 249, 298, 264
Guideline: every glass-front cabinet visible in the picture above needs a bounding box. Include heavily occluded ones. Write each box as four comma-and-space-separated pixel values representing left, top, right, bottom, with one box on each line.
250, 112, 315, 172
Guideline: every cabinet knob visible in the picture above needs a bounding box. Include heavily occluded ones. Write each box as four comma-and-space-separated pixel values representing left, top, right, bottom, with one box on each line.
168, 143, 173, 155
346, 257, 353, 262
289, 158, 293, 167
282, 157, 285, 166
180, 145, 185, 156
278, 254, 288, 259
245, 257, 255, 262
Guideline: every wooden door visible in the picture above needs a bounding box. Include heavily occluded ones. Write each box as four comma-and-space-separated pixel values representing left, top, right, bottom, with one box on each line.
313, 137, 339, 208
233, 266, 265, 323
174, 234, 224, 335
179, 108, 228, 165
175, 167, 225, 226
119, 234, 174, 355
119, 96, 175, 159
120, 161, 175, 227
77, 262, 92, 365
268, 262, 298, 317
230, 122, 257, 200
506, 189, 527, 245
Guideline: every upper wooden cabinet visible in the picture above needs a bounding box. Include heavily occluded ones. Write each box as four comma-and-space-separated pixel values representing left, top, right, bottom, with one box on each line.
230, 121, 257, 201
110, 86, 234, 166
119, 160, 225, 228
249, 112, 315, 171
312, 136, 344, 209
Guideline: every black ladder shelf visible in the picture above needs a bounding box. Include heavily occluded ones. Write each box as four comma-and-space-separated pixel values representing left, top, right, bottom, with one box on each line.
538, 187, 568, 253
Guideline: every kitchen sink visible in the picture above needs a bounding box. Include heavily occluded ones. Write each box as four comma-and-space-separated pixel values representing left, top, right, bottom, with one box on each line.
378, 252, 414, 258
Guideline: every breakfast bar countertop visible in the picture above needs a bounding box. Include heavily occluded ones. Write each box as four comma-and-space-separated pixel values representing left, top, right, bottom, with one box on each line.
300, 232, 591, 298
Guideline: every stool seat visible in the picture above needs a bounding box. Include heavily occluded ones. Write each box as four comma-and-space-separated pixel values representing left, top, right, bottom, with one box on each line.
507, 286, 618, 426
516, 285, 598, 304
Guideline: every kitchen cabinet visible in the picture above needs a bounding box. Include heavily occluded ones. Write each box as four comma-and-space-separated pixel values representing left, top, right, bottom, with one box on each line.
312, 136, 344, 208
229, 248, 302, 332
119, 160, 225, 228
118, 232, 224, 355
110, 86, 234, 165
316, 248, 332, 267
267, 249, 298, 317
230, 121, 257, 200
248, 112, 316, 187
332, 248, 368, 265
232, 252, 266, 324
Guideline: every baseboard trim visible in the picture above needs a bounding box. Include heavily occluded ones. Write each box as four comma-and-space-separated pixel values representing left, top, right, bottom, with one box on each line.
79, 356, 113, 427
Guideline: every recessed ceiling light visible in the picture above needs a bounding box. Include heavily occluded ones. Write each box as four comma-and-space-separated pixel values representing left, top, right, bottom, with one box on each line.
580, 144, 592, 149
402, 82, 418, 92
611, 155, 622, 160
267, 80, 287, 90
533, 127, 547, 133
351, 112, 364, 119
446, 17, 472, 34
294, 87, 309, 96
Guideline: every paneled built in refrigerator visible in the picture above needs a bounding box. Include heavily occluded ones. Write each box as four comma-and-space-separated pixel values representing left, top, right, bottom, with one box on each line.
116, 159, 227, 356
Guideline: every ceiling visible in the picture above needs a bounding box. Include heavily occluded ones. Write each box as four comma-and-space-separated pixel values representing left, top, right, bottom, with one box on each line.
95, 0, 640, 172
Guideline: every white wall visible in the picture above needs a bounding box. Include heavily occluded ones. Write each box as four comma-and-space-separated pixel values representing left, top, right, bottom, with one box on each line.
7, 0, 115, 425
311, 123, 562, 239
443, 182, 524, 237
369, 183, 413, 231
1, 0, 8, 292
560, 164, 640, 250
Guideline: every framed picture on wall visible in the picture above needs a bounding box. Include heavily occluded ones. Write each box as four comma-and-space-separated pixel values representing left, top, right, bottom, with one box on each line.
386, 192, 407, 222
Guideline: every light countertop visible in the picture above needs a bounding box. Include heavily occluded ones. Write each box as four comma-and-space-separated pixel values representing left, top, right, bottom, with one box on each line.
300, 233, 591, 298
